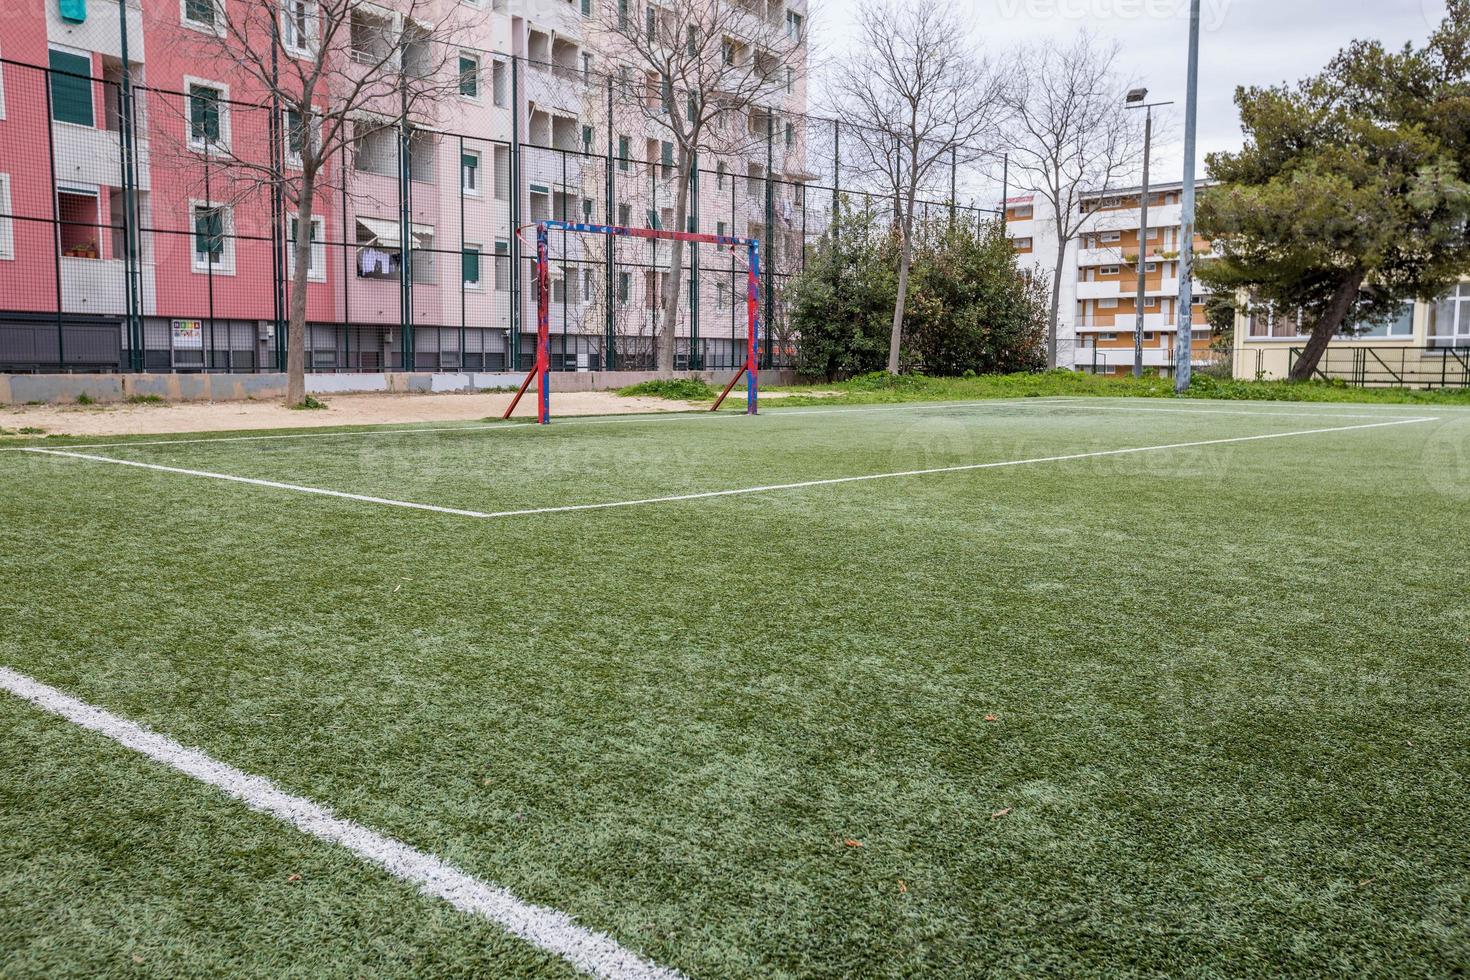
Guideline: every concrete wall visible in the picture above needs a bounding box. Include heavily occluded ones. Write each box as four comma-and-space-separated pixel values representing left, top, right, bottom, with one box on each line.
0, 369, 796, 404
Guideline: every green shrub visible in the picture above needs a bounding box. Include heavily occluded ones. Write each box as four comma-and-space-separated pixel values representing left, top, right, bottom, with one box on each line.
75, 393, 95, 405
616, 378, 716, 400
291, 395, 329, 411
124, 394, 165, 405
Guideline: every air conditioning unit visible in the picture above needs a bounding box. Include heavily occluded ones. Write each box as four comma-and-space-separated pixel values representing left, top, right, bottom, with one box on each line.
383, 329, 394, 346
259, 323, 274, 341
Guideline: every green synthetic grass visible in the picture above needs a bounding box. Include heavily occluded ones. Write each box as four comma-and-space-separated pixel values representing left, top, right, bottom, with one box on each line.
1, 398, 1468, 977
759, 370, 1470, 408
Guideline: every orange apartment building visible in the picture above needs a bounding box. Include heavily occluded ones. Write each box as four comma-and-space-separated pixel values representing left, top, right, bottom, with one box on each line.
1004, 180, 1216, 375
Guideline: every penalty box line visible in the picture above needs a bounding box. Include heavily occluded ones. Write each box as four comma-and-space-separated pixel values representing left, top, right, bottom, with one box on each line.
22, 416, 1438, 522
0, 667, 685, 980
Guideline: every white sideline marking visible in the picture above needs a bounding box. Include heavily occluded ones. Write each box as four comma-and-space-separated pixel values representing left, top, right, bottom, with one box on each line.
22, 449, 500, 518
0, 667, 684, 980
23, 417, 1437, 521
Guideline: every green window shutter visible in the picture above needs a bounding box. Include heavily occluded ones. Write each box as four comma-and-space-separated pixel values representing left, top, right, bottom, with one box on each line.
580, 0, 590, 14
618, 272, 630, 303
190, 86, 222, 143
617, 0, 627, 28
582, 125, 593, 152
647, 209, 659, 229
194, 208, 223, 259
462, 248, 480, 284
48, 50, 93, 126
459, 56, 477, 97
661, 141, 673, 168
617, 136, 629, 170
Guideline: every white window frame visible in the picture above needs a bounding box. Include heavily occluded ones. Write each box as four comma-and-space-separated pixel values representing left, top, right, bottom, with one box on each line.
1013, 237, 1032, 250
0, 174, 12, 260
1100, 231, 1121, 243
280, 0, 318, 58
1098, 297, 1118, 309
283, 107, 319, 169
461, 148, 481, 196
286, 212, 326, 282
1098, 265, 1120, 276
184, 76, 230, 153
458, 52, 481, 102
189, 199, 235, 275
179, 0, 222, 33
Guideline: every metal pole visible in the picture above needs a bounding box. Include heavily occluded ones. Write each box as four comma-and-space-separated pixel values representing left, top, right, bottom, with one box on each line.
763, 107, 774, 368
510, 56, 521, 370
832, 119, 840, 246
397, 85, 413, 370
43, 68, 64, 371
747, 240, 759, 414
1133, 106, 1152, 379
949, 146, 957, 229
605, 76, 615, 369
690, 151, 700, 369
536, 223, 550, 423
1176, 0, 1201, 393
116, 0, 143, 370
1000, 153, 1008, 235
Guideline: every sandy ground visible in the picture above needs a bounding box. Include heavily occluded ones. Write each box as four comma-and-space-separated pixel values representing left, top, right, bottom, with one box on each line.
0, 389, 712, 438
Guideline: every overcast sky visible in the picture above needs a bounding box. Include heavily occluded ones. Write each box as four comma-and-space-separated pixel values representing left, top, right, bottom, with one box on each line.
813, 0, 1448, 187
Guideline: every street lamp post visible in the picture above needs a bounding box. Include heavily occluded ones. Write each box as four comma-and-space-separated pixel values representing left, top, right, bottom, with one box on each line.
1125, 89, 1172, 380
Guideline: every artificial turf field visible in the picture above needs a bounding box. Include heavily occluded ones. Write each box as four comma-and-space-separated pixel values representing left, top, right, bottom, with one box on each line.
1, 395, 1467, 978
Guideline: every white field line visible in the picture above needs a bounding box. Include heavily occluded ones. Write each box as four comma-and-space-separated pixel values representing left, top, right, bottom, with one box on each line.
0, 667, 684, 980
22, 417, 1438, 521
1038, 403, 1405, 420
0, 397, 1069, 452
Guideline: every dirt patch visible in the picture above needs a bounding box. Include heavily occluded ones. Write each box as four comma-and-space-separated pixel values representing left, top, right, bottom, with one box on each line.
0, 389, 706, 438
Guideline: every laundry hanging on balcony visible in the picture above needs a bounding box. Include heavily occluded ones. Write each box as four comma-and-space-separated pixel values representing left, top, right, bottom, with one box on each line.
59, 0, 86, 23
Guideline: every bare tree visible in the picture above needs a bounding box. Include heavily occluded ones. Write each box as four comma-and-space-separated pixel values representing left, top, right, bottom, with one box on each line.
827, 0, 1001, 375
595, 0, 802, 376
1000, 33, 1143, 369
163, 0, 464, 404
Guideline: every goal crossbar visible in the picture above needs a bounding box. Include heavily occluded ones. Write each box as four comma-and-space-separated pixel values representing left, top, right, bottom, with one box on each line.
503, 220, 761, 424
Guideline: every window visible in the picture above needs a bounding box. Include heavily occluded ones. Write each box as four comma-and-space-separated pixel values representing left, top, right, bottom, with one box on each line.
1100, 231, 1121, 243
287, 214, 325, 281
785, 10, 803, 38
1099, 265, 1120, 276
461, 150, 480, 194
660, 140, 673, 179
191, 202, 233, 273
645, 5, 656, 42
494, 240, 509, 291
186, 81, 227, 150
405, 128, 436, 183
686, 24, 698, 56
350, 9, 393, 63
281, 0, 316, 55
182, 0, 218, 29
1098, 297, 1118, 309
785, 67, 793, 94
1431, 284, 1470, 346
1144, 261, 1157, 273
618, 271, 631, 304
1347, 303, 1416, 338
353, 124, 396, 176
459, 54, 480, 99
49, 49, 93, 127
617, 0, 628, 29
617, 136, 630, 170
716, 161, 725, 189
1013, 237, 1032, 250
462, 244, 481, 288
581, 52, 593, 78
617, 203, 630, 226
582, 125, 593, 154
784, 121, 793, 148
492, 61, 508, 107
284, 107, 316, 166
581, 0, 590, 15
0, 174, 11, 259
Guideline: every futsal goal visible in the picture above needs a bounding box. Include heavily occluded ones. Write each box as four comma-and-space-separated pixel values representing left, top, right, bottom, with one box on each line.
502, 220, 762, 424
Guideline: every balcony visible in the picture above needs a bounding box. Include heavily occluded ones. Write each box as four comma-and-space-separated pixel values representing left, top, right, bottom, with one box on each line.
1083, 202, 1183, 233
1076, 280, 1122, 301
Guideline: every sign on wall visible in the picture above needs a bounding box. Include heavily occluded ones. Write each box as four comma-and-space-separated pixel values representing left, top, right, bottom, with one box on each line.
171, 319, 203, 350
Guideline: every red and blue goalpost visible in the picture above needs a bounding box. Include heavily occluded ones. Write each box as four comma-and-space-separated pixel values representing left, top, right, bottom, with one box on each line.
503, 220, 761, 424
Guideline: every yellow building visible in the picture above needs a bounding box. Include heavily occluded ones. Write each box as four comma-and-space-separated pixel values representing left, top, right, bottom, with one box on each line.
1232, 284, 1470, 388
